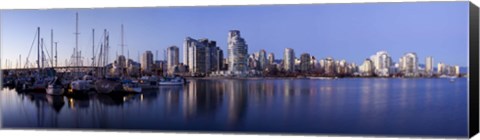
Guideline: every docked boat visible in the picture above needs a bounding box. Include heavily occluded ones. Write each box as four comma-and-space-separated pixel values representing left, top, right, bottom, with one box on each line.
159, 76, 187, 86
122, 79, 142, 93
68, 75, 95, 94
47, 77, 65, 95
94, 77, 123, 94
138, 76, 159, 90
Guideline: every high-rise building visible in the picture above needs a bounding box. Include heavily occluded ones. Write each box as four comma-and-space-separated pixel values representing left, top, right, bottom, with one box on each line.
400, 52, 418, 76
141, 51, 153, 74
258, 50, 267, 71
360, 58, 374, 76
370, 51, 392, 76
299, 53, 311, 72
268, 53, 275, 66
324, 57, 336, 75
437, 62, 445, 75
425, 56, 434, 74
454, 65, 460, 76
167, 46, 179, 75
227, 30, 248, 74
184, 37, 224, 75
283, 48, 295, 72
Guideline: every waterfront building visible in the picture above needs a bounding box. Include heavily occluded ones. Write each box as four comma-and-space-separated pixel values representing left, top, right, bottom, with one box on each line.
247, 54, 259, 70
370, 51, 392, 77
283, 48, 295, 72
215, 48, 225, 71
141, 50, 153, 74
437, 62, 446, 75
454, 65, 460, 76
167, 46, 179, 75
183, 37, 224, 76
360, 59, 374, 76
299, 53, 311, 73
127, 59, 141, 77
426, 56, 434, 75
318, 59, 325, 74
111, 55, 127, 76
324, 57, 336, 76
153, 60, 167, 76
400, 52, 418, 77
227, 30, 249, 75
268, 53, 275, 66
336, 59, 348, 75
258, 50, 267, 71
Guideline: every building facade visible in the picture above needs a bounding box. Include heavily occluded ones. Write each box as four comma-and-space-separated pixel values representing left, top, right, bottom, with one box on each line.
400, 52, 418, 77
167, 46, 179, 75
283, 48, 295, 72
227, 30, 248, 74
299, 53, 311, 73
141, 51, 153, 74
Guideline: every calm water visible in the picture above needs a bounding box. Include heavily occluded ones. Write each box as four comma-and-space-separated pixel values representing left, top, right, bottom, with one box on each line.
0, 78, 468, 137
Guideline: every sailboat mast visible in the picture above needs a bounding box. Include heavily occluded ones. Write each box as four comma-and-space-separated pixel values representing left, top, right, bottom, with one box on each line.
92, 29, 95, 67
41, 38, 44, 69
55, 42, 58, 67
37, 27, 40, 70
121, 24, 124, 56
75, 12, 80, 77
51, 29, 53, 68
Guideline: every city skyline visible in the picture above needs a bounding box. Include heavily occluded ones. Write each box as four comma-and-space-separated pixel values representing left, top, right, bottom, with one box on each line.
0, 2, 469, 68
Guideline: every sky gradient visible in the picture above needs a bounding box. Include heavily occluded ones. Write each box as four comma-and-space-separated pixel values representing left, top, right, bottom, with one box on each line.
0, 1, 469, 68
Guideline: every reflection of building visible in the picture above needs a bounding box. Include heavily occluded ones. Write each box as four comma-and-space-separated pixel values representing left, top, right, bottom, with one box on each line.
283, 48, 295, 72
400, 52, 418, 77
141, 51, 153, 74
167, 46, 179, 75
227, 30, 248, 74
182, 80, 224, 120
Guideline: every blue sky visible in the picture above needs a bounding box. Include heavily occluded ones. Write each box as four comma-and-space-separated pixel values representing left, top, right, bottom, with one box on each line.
0, 1, 469, 68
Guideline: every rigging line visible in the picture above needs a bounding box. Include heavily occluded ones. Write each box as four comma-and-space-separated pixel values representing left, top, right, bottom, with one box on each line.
42, 40, 53, 67
24, 29, 38, 68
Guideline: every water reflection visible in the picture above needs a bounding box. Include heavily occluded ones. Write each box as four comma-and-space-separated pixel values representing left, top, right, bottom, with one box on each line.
0, 78, 468, 137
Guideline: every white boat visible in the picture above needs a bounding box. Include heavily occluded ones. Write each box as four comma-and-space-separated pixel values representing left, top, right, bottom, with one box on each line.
159, 76, 187, 86
69, 75, 95, 93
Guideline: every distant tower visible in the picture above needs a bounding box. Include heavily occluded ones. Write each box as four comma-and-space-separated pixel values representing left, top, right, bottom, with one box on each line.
258, 49, 267, 71
283, 48, 295, 72
141, 50, 153, 74
267, 53, 275, 66
425, 56, 434, 74
400, 52, 418, 76
167, 46, 179, 75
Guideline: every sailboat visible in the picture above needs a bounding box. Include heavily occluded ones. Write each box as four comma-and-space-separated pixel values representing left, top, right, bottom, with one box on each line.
95, 24, 142, 94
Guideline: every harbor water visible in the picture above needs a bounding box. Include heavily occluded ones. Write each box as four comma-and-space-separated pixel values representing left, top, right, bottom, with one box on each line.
0, 78, 468, 137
